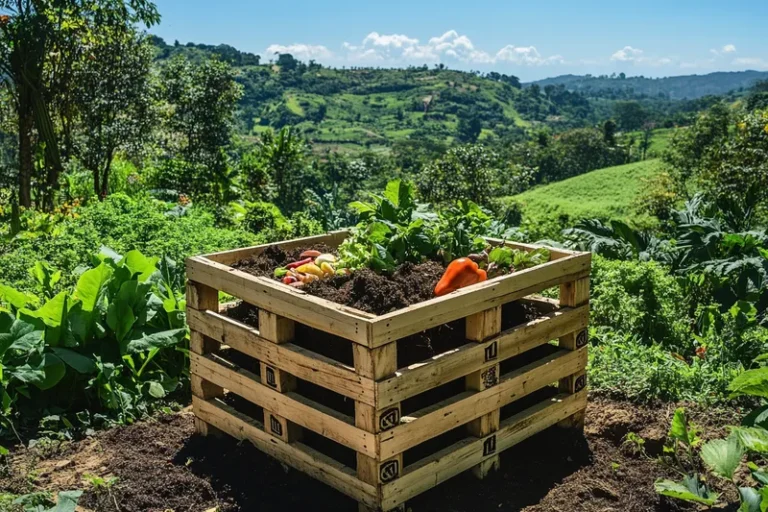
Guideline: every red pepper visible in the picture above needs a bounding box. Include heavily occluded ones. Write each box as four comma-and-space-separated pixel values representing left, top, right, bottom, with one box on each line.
434, 258, 488, 297
282, 276, 297, 285
285, 257, 313, 270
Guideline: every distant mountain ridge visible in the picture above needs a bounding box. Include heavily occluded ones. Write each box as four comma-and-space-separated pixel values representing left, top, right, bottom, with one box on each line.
527, 70, 768, 99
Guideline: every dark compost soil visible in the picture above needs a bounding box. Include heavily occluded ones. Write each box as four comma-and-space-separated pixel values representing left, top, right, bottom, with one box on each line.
0, 398, 741, 512
231, 244, 447, 315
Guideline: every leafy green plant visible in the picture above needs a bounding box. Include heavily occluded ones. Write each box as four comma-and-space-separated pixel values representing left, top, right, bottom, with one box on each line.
655, 357, 768, 510
11, 490, 82, 512
0, 247, 189, 437
340, 179, 437, 271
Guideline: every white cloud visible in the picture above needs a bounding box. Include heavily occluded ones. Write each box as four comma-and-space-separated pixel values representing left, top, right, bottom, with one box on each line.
265, 43, 333, 60
611, 46, 644, 62
496, 45, 564, 65
722, 44, 737, 53
362, 32, 419, 48
610, 46, 675, 66
733, 57, 768, 69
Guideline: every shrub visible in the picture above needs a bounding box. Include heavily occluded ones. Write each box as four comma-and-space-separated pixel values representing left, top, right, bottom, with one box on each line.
588, 329, 740, 403
590, 255, 691, 351
0, 194, 255, 293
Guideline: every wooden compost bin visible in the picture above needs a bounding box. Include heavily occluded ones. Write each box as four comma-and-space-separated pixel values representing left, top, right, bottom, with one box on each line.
186, 230, 591, 511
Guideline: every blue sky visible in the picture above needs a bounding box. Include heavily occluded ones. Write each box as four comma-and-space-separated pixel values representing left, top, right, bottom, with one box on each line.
150, 0, 768, 81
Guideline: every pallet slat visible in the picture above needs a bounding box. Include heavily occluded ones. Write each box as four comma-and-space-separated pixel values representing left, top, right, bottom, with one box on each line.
194, 397, 378, 508
378, 348, 587, 459
190, 352, 377, 458
368, 252, 591, 346
376, 304, 589, 406
187, 307, 376, 406
204, 230, 350, 265
380, 391, 588, 510
186, 256, 372, 344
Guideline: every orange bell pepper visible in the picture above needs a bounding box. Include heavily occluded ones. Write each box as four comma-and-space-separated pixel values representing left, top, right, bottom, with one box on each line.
434, 258, 488, 297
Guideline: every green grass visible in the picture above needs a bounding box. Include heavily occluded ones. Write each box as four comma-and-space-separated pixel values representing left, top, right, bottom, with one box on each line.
623, 127, 675, 159
501, 159, 663, 239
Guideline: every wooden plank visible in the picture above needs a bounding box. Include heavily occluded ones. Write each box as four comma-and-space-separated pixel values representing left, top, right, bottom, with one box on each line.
558, 276, 591, 429
380, 391, 587, 510
369, 252, 591, 346
188, 282, 223, 437
190, 352, 377, 458
353, 343, 403, 505
187, 308, 375, 406
186, 256, 373, 345
376, 304, 589, 406
464, 306, 502, 479
203, 230, 350, 265
194, 397, 378, 509
378, 348, 587, 460
258, 310, 301, 443
186, 281, 219, 311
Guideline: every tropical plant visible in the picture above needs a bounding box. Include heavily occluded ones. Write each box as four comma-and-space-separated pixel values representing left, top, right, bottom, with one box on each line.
563, 219, 672, 263
340, 179, 436, 271
0, 248, 188, 436
656, 359, 768, 510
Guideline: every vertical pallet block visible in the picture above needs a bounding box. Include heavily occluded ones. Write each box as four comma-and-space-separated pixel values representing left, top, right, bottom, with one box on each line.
186, 231, 591, 511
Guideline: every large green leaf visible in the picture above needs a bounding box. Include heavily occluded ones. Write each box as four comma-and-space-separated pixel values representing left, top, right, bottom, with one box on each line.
743, 404, 768, 429
730, 368, 768, 399
21, 292, 68, 328
124, 328, 186, 354
733, 427, 768, 454
669, 408, 691, 446
51, 347, 96, 374
36, 353, 66, 391
74, 263, 113, 312
0, 283, 37, 310
701, 435, 744, 479
147, 381, 166, 398
655, 476, 719, 505
107, 300, 135, 343
739, 487, 762, 512
0, 315, 44, 356
123, 250, 159, 282
49, 490, 83, 512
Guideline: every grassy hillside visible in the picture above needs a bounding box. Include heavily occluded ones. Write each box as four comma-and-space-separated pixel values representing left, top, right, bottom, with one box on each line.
529, 70, 768, 100
623, 127, 675, 159
501, 159, 663, 240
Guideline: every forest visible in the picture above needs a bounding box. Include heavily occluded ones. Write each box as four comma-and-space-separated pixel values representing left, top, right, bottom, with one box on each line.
1, 1, 768, 511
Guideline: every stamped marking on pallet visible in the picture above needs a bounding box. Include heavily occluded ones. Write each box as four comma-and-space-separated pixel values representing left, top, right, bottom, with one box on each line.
484, 341, 498, 362
482, 366, 498, 388
379, 408, 401, 432
483, 434, 497, 456
265, 366, 277, 388
575, 374, 587, 393
380, 459, 400, 483
269, 414, 283, 436
576, 329, 588, 349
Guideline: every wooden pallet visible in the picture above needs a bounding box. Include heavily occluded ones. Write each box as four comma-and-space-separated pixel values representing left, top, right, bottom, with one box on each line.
186, 231, 591, 511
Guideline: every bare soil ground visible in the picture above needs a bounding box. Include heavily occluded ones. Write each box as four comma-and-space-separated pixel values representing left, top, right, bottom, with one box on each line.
0, 397, 741, 512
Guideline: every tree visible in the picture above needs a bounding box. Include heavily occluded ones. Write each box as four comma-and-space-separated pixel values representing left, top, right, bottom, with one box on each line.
157, 56, 243, 204
72, 30, 155, 199
418, 145, 500, 206
456, 111, 482, 143
639, 123, 655, 160
613, 101, 648, 131
257, 126, 309, 214
0, 0, 160, 208
602, 119, 617, 146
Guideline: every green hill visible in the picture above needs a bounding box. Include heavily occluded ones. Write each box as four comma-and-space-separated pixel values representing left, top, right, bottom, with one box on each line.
528, 71, 768, 100
501, 159, 663, 239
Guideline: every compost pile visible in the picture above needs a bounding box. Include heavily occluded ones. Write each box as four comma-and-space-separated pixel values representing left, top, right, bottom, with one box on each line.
233, 244, 445, 315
